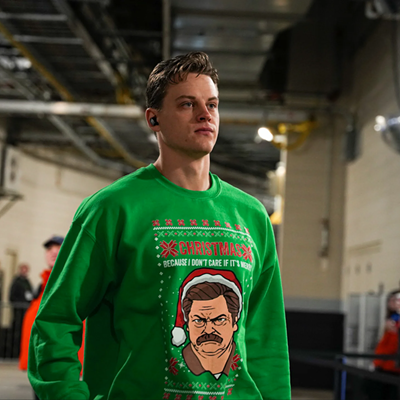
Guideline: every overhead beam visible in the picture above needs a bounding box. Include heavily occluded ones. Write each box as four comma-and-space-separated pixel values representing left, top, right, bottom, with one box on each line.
0, 13, 67, 22
50, 0, 119, 87
174, 7, 304, 22
0, 100, 143, 119
5, 35, 83, 45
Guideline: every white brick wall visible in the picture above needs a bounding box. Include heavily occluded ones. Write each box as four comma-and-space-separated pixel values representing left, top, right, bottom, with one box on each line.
0, 150, 115, 299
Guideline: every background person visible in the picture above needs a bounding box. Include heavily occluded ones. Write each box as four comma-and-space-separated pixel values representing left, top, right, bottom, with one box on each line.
366, 289, 400, 400
19, 236, 64, 371
9, 263, 33, 357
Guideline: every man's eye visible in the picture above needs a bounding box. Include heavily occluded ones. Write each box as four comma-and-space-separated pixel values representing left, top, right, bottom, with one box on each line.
217, 317, 226, 322
209, 103, 218, 109
182, 102, 193, 107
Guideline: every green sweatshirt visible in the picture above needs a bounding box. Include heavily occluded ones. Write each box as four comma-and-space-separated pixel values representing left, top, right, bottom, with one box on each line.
28, 164, 290, 400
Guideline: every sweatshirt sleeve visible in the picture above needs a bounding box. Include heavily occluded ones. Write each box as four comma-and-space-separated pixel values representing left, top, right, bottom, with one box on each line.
245, 218, 291, 400
28, 220, 114, 400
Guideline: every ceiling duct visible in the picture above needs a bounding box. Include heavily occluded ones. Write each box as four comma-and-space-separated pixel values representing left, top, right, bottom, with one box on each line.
259, 0, 347, 100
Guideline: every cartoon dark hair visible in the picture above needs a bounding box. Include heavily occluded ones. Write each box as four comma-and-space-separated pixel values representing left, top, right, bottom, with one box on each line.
182, 282, 240, 326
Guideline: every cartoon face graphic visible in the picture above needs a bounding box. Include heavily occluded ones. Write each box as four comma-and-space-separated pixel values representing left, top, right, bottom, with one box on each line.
172, 269, 242, 379
187, 294, 238, 358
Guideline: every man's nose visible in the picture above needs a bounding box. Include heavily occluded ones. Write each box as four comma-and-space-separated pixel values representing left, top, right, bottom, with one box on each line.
203, 321, 215, 333
196, 104, 211, 122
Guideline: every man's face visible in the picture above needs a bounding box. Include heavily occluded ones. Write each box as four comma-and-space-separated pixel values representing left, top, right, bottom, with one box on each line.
150, 73, 219, 159
45, 244, 61, 269
187, 295, 238, 358
20, 265, 28, 276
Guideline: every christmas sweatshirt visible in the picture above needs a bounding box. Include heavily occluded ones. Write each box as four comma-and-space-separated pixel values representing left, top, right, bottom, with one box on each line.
28, 164, 290, 400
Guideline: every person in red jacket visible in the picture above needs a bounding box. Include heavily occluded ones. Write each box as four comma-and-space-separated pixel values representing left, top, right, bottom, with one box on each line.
20, 236, 85, 400
19, 236, 65, 371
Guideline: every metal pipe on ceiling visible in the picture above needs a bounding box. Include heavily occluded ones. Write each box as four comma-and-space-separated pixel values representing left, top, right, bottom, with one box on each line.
0, 100, 143, 118
0, 18, 146, 169
0, 63, 134, 174
0, 13, 68, 22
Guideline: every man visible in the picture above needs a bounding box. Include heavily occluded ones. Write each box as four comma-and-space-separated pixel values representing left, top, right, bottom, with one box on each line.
20, 236, 64, 370
172, 269, 241, 379
28, 52, 290, 400
9, 263, 33, 357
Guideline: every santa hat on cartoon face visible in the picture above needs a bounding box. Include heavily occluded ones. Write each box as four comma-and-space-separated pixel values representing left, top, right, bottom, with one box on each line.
171, 268, 242, 347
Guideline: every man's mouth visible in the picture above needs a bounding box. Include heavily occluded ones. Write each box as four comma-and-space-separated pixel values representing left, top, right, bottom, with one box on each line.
196, 333, 223, 345
195, 126, 213, 134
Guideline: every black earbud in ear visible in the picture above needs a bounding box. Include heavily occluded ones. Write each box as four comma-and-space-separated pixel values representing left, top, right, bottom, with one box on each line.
150, 117, 159, 126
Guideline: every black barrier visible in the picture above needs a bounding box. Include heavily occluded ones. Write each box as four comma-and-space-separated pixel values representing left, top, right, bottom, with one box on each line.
0, 301, 29, 359
290, 350, 400, 400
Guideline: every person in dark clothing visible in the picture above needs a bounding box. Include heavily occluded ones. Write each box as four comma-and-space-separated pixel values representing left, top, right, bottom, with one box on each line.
9, 263, 33, 357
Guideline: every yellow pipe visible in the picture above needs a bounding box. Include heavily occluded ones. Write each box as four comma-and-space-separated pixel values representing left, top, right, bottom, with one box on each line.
0, 20, 145, 168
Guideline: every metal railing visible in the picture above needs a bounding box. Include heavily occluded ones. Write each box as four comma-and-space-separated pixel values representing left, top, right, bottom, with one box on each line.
291, 350, 400, 400
0, 301, 29, 360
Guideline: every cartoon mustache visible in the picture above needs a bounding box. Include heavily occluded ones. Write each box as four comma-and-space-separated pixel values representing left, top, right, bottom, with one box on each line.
196, 333, 223, 345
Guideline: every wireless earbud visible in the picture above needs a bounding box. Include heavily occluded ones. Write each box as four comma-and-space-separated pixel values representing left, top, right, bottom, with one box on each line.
150, 117, 159, 126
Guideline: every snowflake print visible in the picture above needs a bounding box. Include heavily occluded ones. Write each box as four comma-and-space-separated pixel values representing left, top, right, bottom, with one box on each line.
202, 219, 209, 226
186, 395, 193, 400
163, 393, 171, 399
231, 353, 241, 370
227, 389, 233, 396
178, 219, 185, 226
152, 220, 160, 226
241, 245, 253, 262
168, 357, 179, 375
160, 240, 179, 258
214, 220, 221, 227
198, 396, 204, 400
225, 222, 231, 228
190, 219, 197, 226
165, 219, 173, 226
234, 224, 241, 231
175, 394, 182, 400
209, 397, 216, 400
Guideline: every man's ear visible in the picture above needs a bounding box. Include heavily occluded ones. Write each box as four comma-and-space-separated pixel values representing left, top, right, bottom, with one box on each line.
145, 108, 161, 132
233, 316, 238, 332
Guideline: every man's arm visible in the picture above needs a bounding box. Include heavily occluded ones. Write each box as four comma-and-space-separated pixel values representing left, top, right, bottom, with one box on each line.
28, 222, 114, 400
246, 219, 290, 400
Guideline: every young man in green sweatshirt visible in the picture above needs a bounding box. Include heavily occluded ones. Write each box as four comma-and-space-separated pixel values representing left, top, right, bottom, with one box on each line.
28, 52, 290, 400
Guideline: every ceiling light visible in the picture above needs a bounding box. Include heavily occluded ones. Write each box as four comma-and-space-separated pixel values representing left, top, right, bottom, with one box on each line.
374, 115, 400, 153
257, 127, 273, 141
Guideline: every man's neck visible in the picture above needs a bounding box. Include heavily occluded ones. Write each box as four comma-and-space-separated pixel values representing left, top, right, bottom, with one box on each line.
154, 153, 211, 191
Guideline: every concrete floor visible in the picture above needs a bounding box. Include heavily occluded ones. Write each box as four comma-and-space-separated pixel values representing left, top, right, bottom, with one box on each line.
0, 361, 333, 400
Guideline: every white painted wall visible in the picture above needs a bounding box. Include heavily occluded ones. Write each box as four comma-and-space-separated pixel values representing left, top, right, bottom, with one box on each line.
0, 149, 115, 300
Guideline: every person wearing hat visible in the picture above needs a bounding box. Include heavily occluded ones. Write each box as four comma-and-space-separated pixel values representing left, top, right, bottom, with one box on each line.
19, 235, 64, 371
28, 52, 290, 400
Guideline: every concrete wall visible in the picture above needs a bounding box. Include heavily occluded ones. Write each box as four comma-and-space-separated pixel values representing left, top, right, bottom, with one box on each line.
280, 116, 346, 312
0, 148, 114, 301
342, 22, 400, 297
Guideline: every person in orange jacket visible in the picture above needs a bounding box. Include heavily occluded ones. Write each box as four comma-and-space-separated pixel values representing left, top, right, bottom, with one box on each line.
19, 236, 85, 399
367, 289, 400, 400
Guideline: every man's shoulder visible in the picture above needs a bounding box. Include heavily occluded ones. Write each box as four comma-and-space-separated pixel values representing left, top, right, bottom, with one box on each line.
217, 176, 267, 214
74, 165, 158, 217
